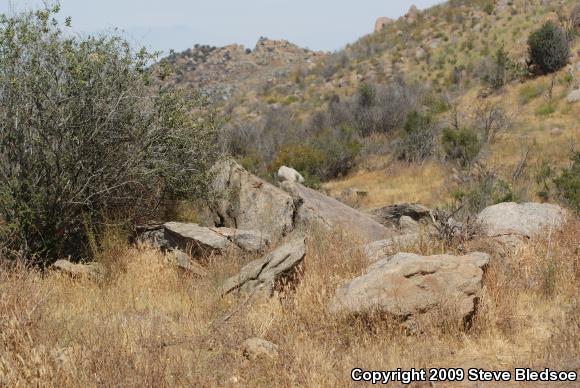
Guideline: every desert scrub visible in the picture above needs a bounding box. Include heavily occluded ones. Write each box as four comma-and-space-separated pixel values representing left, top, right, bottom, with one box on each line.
0, 7, 219, 262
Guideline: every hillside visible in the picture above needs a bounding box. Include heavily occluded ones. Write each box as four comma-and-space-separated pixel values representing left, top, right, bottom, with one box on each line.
2, 2, 580, 386
161, 38, 324, 102
162, 0, 579, 214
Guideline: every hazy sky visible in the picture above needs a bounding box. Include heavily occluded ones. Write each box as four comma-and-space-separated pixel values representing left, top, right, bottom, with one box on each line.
1, 1, 444, 54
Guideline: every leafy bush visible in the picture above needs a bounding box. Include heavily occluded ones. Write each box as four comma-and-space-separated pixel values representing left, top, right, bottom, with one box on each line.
397, 111, 438, 163
268, 144, 325, 187
441, 127, 481, 167
554, 152, 580, 212
527, 22, 570, 74
312, 125, 361, 180
0, 8, 218, 261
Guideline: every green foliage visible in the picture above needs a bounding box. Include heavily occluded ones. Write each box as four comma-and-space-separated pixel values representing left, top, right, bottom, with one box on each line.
441, 127, 481, 167
554, 152, 580, 212
483, 2, 494, 15
0, 8, 218, 261
535, 102, 556, 116
451, 174, 516, 215
269, 144, 325, 187
268, 125, 361, 187
398, 111, 437, 163
518, 81, 546, 104
527, 22, 570, 74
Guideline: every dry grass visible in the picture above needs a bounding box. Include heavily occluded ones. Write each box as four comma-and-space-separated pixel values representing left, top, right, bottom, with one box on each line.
1, 220, 578, 387
323, 161, 449, 209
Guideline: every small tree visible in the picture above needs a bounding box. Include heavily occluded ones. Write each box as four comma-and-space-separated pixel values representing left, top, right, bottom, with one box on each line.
554, 152, 580, 212
527, 22, 570, 74
0, 7, 218, 262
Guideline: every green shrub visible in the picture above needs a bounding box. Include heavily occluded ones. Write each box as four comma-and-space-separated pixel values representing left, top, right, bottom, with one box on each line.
527, 22, 570, 74
518, 81, 546, 104
441, 127, 481, 167
554, 152, 580, 212
269, 144, 325, 187
0, 8, 218, 261
398, 111, 437, 163
535, 102, 556, 116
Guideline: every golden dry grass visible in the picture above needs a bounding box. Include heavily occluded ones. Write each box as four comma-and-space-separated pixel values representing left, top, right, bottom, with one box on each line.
1, 220, 578, 387
323, 161, 450, 209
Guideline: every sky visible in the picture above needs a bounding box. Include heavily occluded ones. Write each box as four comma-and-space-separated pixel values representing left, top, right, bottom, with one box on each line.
1, 1, 444, 54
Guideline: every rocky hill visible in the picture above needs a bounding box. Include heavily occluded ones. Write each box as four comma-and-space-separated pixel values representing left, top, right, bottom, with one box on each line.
161, 37, 324, 101
159, 0, 580, 215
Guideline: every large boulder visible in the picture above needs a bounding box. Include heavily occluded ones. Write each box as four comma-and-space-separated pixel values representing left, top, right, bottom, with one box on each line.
330, 252, 490, 325
163, 222, 270, 256
210, 160, 296, 241
277, 166, 305, 184
477, 202, 567, 240
281, 181, 393, 242
221, 238, 305, 296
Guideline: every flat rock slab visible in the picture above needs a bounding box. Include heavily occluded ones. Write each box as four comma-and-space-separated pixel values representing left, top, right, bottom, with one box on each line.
477, 202, 567, 239
221, 237, 305, 296
281, 181, 393, 242
163, 222, 270, 256
330, 252, 490, 324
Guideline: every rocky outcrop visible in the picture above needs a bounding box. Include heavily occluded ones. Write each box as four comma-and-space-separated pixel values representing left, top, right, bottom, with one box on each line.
281, 181, 394, 242
277, 166, 305, 184
210, 160, 296, 241
51, 260, 105, 281
163, 222, 270, 256
330, 252, 490, 325
159, 38, 323, 102
371, 203, 432, 227
221, 238, 305, 296
241, 338, 279, 360
374, 17, 393, 32
477, 202, 567, 241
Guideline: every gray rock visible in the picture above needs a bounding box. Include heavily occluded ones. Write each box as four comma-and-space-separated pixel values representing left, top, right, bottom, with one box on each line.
221, 238, 305, 296
51, 260, 105, 281
330, 252, 490, 324
363, 234, 421, 263
371, 202, 432, 227
164, 222, 270, 256
399, 216, 419, 234
164, 222, 232, 255
169, 250, 208, 277
567, 89, 580, 103
277, 166, 305, 183
241, 337, 279, 360
209, 159, 296, 241
281, 181, 393, 242
477, 202, 567, 240
415, 47, 427, 61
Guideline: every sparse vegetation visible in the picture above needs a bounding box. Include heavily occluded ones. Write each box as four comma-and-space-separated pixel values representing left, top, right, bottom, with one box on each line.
554, 151, 580, 211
